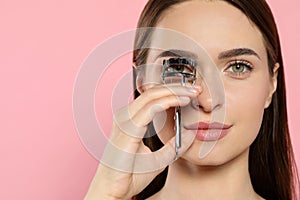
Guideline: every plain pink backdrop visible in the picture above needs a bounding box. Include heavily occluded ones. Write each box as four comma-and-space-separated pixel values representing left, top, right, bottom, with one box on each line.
0, 0, 299, 199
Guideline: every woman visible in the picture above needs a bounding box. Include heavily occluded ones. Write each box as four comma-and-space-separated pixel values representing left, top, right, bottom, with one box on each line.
85, 0, 299, 199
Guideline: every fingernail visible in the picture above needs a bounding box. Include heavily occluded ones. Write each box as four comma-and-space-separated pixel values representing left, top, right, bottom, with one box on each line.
188, 88, 198, 93
193, 85, 201, 89
179, 96, 190, 102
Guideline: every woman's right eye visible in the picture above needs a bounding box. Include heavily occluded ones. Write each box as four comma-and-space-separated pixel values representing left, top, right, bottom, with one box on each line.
163, 57, 196, 74
167, 64, 194, 74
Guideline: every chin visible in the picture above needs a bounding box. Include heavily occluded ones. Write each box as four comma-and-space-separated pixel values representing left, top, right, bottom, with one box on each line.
180, 141, 250, 167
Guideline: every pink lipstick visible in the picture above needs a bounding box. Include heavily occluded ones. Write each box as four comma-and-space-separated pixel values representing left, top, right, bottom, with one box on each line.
184, 122, 232, 141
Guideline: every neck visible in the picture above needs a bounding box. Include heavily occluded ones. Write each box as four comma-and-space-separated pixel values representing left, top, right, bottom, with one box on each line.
157, 148, 259, 200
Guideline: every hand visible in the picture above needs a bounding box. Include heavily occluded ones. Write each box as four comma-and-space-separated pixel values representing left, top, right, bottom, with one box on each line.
84, 84, 201, 200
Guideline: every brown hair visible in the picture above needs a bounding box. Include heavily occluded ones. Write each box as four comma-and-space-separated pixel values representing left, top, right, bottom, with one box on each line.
132, 0, 299, 199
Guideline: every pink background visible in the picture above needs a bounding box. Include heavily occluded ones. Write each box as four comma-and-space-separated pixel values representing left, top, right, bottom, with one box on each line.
0, 0, 299, 199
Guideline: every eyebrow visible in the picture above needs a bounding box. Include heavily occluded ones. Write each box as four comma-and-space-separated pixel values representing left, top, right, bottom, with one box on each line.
154, 48, 260, 61
218, 48, 261, 60
155, 49, 198, 60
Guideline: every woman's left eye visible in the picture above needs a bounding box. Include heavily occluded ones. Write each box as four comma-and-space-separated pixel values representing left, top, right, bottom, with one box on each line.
224, 60, 254, 78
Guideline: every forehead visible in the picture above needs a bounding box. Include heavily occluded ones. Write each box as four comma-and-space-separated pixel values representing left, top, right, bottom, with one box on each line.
153, 0, 267, 61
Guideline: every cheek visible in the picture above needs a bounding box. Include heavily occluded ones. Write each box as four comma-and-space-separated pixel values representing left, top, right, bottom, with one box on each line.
225, 78, 270, 139
185, 79, 271, 165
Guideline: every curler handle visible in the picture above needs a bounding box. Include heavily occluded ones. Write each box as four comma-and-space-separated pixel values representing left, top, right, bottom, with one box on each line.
174, 106, 181, 159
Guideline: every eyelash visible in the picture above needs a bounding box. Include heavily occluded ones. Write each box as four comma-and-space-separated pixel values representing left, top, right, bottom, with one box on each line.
159, 58, 254, 79
161, 57, 196, 74
224, 60, 254, 79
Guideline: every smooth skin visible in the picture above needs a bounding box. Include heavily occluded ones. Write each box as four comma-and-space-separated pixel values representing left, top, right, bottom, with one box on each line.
85, 1, 279, 200
85, 85, 201, 200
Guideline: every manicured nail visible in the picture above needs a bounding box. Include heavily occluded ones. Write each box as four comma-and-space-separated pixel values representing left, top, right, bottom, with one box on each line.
188, 88, 198, 93
193, 85, 201, 89
179, 96, 190, 102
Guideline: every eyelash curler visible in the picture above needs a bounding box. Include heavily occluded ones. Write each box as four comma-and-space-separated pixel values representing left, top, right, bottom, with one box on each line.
162, 57, 197, 159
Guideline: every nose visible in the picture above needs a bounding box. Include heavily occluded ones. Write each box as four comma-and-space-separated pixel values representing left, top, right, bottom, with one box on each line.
191, 77, 224, 113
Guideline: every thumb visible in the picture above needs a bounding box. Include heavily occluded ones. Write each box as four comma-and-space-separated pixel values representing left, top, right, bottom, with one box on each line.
132, 131, 195, 173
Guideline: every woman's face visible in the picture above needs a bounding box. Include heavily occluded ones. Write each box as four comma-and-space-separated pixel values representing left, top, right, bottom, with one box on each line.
144, 1, 278, 165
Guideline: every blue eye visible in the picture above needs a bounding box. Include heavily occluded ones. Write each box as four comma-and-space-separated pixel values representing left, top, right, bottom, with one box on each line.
225, 60, 254, 78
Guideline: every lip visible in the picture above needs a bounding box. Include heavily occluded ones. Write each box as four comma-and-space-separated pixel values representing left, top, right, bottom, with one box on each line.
184, 122, 233, 141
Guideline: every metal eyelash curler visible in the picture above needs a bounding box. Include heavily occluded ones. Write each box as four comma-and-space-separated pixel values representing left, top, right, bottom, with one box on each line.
162, 57, 197, 159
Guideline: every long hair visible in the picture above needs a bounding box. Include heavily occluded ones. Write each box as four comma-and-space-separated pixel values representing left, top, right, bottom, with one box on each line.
132, 0, 299, 199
